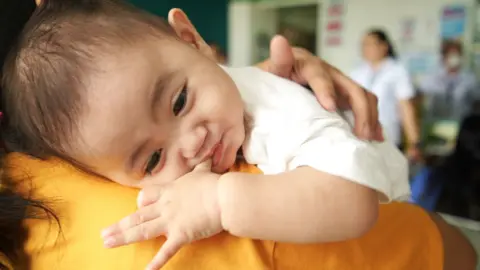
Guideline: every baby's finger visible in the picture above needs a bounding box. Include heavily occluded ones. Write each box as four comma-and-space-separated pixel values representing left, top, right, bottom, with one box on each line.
103, 218, 166, 248
192, 159, 212, 172
102, 203, 161, 239
137, 187, 163, 208
146, 235, 185, 270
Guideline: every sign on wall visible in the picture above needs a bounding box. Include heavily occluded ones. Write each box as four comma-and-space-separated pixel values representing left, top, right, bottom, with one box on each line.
324, 0, 346, 47
399, 17, 416, 45
440, 5, 466, 40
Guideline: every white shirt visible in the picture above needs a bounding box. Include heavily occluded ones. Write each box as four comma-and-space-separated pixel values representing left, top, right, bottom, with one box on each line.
223, 66, 410, 202
420, 68, 479, 122
350, 58, 416, 145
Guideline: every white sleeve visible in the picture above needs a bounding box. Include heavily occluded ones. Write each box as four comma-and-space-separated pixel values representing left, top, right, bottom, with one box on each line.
394, 66, 416, 100
283, 114, 410, 203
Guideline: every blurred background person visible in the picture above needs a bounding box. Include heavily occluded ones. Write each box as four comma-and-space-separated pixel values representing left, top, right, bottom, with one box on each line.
420, 40, 479, 123
350, 29, 422, 161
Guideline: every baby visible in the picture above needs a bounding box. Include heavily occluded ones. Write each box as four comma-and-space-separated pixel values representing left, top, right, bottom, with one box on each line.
2, 1, 409, 269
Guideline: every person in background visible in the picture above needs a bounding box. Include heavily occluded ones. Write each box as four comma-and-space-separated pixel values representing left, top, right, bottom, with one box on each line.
350, 29, 422, 162
420, 40, 479, 123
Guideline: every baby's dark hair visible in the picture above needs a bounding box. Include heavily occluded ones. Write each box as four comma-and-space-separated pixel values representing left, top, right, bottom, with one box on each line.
0, 0, 175, 267
3, 0, 175, 160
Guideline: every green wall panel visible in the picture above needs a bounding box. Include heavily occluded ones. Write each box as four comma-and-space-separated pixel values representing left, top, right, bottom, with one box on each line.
129, 0, 228, 53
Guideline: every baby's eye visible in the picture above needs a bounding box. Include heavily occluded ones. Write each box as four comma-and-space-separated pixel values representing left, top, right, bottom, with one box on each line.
145, 149, 163, 175
173, 88, 187, 116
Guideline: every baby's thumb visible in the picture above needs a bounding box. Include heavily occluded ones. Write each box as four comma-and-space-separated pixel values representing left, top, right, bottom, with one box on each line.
193, 159, 212, 172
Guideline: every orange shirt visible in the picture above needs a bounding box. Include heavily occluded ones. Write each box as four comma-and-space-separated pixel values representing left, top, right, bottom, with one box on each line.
3, 153, 443, 269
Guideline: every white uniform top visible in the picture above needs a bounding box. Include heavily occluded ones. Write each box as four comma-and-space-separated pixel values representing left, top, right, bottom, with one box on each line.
223, 66, 410, 202
419, 68, 479, 122
350, 58, 415, 145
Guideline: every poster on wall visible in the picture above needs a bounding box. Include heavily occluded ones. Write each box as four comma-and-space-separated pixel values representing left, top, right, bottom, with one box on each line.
324, 0, 346, 47
440, 5, 466, 40
401, 51, 439, 84
399, 17, 416, 45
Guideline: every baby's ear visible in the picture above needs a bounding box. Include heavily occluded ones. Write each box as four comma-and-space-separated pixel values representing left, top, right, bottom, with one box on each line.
168, 8, 214, 59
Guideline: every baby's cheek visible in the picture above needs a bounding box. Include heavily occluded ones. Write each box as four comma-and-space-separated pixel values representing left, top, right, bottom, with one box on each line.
105, 170, 143, 188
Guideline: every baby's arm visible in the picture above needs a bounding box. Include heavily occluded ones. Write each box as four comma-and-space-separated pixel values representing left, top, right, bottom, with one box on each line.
218, 167, 378, 243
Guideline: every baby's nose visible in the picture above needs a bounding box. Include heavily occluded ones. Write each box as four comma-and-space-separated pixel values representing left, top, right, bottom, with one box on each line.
179, 126, 207, 160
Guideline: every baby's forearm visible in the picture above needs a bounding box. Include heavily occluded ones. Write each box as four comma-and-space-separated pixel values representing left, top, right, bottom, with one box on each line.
217, 167, 378, 243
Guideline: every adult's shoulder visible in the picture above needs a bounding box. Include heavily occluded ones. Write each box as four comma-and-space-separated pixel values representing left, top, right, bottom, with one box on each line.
5, 154, 274, 269
5, 153, 156, 270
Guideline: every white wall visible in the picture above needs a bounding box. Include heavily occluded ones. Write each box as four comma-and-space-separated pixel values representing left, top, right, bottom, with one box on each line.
228, 3, 255, 67
319, 0, 476, 74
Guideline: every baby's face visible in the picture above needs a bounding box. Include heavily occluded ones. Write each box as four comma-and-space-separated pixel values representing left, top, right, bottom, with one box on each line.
72, 37, 245, 188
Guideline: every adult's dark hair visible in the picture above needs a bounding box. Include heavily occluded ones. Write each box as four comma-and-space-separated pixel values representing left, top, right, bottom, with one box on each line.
428, 115, 480, 219
0, 0, 36, 112
0, 0, 45, 268
441, 39, 463, 59
0, 0, 175, 268
367, 28, 397, 59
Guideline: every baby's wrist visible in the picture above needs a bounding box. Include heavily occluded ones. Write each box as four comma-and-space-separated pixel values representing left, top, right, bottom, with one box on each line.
217, 172, 237, 231
210, 174, 222, 229
216, 172, 257, 233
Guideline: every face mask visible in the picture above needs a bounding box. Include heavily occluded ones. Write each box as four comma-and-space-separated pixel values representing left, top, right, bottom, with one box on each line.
446, 54, 462, 69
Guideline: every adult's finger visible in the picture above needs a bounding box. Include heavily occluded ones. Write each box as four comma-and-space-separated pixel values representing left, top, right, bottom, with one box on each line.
365, 92, 381, 141
102, 203, 161, 239
268, 35, 294, 78
146, 235, 185, 270
326, 63, 373, 139
301, 62, 336, 111
365, 92, 384, 141
374, 122, 384, 141
103, 217, 166, 248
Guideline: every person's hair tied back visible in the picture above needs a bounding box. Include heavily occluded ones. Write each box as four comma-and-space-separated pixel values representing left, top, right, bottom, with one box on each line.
367, 28, 397, 59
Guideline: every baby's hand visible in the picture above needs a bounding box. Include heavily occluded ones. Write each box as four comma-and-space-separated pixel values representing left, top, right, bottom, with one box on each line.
101, 161, 223, 270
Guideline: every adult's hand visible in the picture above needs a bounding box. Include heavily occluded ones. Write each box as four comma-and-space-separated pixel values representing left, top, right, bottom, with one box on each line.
257, 35, 383, 141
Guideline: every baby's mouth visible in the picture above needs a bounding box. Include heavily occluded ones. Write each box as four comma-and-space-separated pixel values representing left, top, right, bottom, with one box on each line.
212, 143, 223, 167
